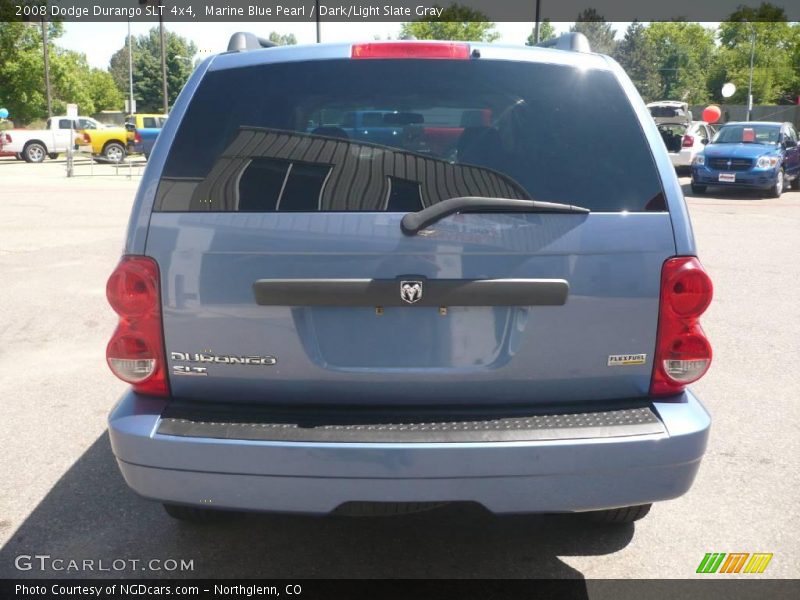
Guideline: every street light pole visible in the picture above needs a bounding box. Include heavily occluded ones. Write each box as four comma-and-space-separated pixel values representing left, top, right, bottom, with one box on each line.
41, 19, 52, 118
137, 0, 168, 113
746, 26, 756, 122
534, 0, 542, 44
159, 1, 169, 114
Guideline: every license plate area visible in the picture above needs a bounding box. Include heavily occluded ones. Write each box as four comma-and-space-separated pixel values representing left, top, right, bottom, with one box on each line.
718, 173, 736, 183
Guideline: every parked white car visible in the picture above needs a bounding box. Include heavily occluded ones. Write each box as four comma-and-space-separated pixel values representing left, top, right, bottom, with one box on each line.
657, 121, 713, 169
647, 101, 713, 170
0, 116, 105, 163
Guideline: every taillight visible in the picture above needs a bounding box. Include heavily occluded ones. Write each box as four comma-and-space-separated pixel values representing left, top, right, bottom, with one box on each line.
134, 131, 142, 144
106, 256, 169, 396
682, 135, 694, 147
83, 133, 91, 143
650, 257, 713, 396
352, 42, 470, 60
2, 133, 10, 144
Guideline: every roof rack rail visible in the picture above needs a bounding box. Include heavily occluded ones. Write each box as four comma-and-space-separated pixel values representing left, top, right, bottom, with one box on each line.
535, 32, 591, 53
227, 32, 277, 52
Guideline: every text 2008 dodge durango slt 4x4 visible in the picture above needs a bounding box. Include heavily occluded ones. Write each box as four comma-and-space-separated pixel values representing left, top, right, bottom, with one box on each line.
106, 33, 712, 524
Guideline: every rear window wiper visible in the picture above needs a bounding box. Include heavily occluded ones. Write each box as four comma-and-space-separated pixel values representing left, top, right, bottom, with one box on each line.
401, 196, 590, 235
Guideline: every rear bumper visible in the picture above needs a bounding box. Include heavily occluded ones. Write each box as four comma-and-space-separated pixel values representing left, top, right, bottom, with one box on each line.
669, 149, 693, 167
108, 391, 710, 514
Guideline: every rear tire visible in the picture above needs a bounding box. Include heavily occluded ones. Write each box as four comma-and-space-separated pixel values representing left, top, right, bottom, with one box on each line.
790, 173, 800, 190
48, 152, 59, 160
162, 503, 228, 524
103, 141, 126, 163
23, 142, 46, 163
767, 169, 784, 198
585, 503, 652, 524
690, 183, 706, 194
14, 153, 23, 160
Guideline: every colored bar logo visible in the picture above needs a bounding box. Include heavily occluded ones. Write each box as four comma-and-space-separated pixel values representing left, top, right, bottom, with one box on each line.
697, 552, 773, 574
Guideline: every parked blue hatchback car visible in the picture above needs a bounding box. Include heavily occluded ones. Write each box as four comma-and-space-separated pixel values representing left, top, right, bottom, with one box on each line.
106, 33, 715, 526
691, 121, 800, 196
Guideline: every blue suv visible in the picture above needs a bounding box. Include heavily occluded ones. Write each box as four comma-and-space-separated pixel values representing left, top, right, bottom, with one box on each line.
691, 121, 800, 197
106, 33, 713, 525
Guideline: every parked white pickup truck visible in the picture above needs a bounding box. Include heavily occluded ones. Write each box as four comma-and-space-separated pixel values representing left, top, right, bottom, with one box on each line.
0, 116, 106, 163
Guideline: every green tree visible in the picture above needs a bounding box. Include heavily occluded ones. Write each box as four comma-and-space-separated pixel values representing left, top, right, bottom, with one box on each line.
613, 21, 661, 102
0, 21, 116, 123
399, 4, 500, 42
86, 69, 124, 112
645, 22, 716, 104
569, 9, 617, 56
789, 24, 800, 104
0, 22, 52, 123
109, 28, 196, 113
48, 48, 97, 115
713, 4, 796, 105
268, 32, 297, 46
526, 19, 556, 45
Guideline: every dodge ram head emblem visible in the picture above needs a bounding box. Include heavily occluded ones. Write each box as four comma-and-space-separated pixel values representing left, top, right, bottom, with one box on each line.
400, 281, 423, 304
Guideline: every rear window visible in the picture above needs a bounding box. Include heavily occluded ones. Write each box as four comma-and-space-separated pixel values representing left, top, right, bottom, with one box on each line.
156, 59, 664, 213
649, 105, 689, 120
712, 124, 781, 145
143, 116, 167, 128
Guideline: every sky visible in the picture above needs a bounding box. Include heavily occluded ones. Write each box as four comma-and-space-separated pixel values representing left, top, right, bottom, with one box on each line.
58, 21, 586, 68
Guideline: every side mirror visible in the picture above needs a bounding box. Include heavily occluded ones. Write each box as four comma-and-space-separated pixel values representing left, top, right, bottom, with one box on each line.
784, 139, 797, 148
124, 123, 136, 132
701, 138, 709, 145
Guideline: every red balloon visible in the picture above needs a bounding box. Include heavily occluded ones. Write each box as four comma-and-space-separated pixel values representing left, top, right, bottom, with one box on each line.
702, 105, 721, 123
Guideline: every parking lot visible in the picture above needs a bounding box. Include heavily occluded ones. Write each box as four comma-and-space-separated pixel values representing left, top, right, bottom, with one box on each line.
0, 157, 797, 580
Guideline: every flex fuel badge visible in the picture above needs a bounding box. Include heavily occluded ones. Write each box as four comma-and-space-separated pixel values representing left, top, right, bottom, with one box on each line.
608, 354, 647, 366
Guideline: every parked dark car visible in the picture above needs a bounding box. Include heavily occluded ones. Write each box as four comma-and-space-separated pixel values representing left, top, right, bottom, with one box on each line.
691, 121, 800, 196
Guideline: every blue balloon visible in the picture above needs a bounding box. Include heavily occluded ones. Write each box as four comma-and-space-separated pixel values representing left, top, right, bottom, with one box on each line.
0, 108, 8, 119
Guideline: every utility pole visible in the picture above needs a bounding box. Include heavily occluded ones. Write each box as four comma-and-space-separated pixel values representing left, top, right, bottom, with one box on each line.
127, 19, 135, 115
159, 1, 169, 114
746, 25, 756, 122
41, 20, 52, 117
534, 0, 542, 44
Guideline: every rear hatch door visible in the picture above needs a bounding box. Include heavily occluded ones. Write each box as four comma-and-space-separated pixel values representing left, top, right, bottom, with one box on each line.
147, 54, 676, 405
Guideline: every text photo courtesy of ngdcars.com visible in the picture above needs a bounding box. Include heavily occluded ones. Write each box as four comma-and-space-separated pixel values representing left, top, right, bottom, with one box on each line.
0, 0, 798, 597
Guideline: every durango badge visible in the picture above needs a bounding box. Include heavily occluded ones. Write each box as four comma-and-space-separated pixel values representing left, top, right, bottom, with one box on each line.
400, 281, 423, 304
170, 352, 277, 366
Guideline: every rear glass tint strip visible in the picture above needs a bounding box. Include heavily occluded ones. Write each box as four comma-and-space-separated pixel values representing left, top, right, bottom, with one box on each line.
156, 129, 527, 212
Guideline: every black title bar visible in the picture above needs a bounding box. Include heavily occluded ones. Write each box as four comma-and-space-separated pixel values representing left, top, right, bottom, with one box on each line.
3, 579, 800, 599
3, 0, 800, 23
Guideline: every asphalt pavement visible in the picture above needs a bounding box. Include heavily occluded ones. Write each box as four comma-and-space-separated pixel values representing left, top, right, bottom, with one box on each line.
0, 157, 797, 581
